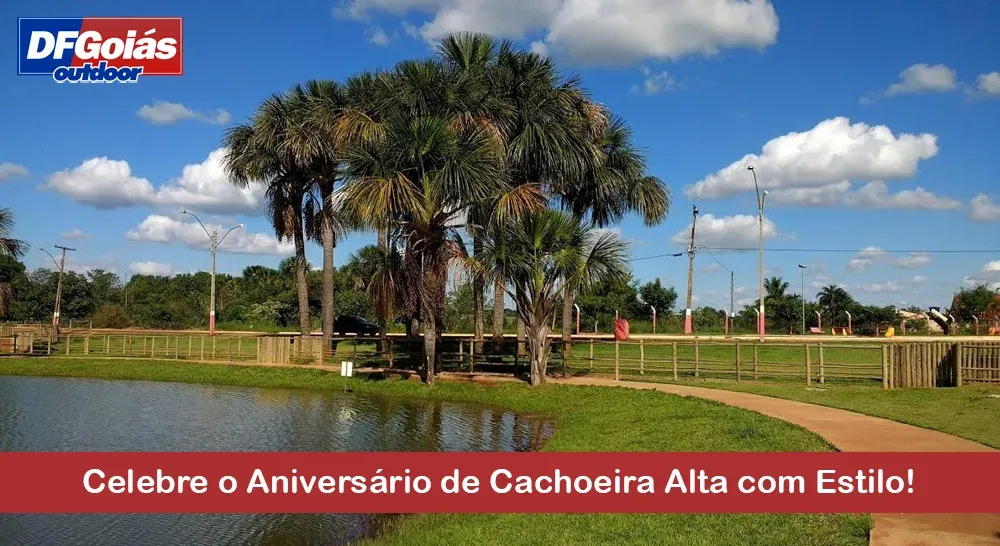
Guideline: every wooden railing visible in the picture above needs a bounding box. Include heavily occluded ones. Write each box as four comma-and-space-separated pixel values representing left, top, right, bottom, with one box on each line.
3, 331, 999, 389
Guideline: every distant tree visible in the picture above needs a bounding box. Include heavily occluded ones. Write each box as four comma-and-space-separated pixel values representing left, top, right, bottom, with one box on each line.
764, 276, 789, 300
91, 304, 130, 328
638, 278, 678, 314
950, 284, 999, 323
0, 208, 27, 317
818, 285, 855, 324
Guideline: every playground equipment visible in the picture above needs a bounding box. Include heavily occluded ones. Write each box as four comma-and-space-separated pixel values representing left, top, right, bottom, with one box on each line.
928, 308, 952, 335
883, 326, 895, 338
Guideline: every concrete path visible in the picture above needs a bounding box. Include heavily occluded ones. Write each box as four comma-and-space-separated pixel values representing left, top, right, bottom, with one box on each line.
554, 377, 999, 546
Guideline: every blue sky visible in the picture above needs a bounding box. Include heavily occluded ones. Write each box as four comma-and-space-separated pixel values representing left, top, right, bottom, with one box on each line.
2, 0, 999, 312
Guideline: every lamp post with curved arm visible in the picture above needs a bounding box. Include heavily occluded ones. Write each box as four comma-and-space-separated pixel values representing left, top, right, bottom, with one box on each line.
748, 166, 767, 341
180, 210, 243, 336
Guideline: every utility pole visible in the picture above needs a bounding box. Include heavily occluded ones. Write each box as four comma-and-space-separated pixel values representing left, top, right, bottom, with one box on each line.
730, 270, 735, 334
798, 264, 807, 335
51, 245, 75, 336
748, 166, 767, 341
181, 210, 242, 336
684, 204, 699, 335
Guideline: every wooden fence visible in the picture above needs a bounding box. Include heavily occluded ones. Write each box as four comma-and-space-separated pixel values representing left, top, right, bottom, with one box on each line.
3, 331, 999, 389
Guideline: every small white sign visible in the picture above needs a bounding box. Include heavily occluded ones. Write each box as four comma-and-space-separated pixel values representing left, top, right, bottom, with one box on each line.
341, 361, 354, 377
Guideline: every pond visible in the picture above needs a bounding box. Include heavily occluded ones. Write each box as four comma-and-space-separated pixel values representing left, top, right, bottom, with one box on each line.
0, 375, 553, 545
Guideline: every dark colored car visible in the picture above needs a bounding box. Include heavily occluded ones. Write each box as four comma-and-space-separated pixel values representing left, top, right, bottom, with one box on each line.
334, 315, 379, 336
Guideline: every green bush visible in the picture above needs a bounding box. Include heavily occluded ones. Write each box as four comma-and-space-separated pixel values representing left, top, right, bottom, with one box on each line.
91, 304, 130, 329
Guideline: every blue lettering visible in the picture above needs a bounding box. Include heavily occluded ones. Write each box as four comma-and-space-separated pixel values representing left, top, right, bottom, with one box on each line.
51, 62, 143, 83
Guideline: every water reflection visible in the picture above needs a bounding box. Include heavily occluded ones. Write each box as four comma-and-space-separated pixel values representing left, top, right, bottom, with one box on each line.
0, 376, 553, 545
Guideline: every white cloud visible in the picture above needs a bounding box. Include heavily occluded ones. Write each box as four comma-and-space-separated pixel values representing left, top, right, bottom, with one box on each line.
685, 117, 938, 199
0, 162, 29, 181
884, 63, 957, 96
968, 194, 1000, 222
671, 213, 778, 249
43, 148, 266, 215
129, 261, 174, 276
983, 261, 1000, 273
137, 101, 231, 125
366, 25, 391, 45
847, 246, 885, 272
912, 275, 927, 285
857, 280, 905, 294
401, 21, 420, 38
126, 214, 293, 255
975, 72, 1000, 97
59, 228, 91, 240
848, 248, 931, 272
890, 252, 932, 269
843, 181, 960, 210
768, 182, 851, 206
631, 67, 674, 95
344, 0, 779, 66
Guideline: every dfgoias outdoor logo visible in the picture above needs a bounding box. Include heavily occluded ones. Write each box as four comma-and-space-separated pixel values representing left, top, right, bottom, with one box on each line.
17, 17, 183, 83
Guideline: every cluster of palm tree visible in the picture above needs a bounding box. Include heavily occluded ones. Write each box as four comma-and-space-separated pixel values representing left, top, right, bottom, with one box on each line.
223, 33, 669, 385
0, 208, 28, 317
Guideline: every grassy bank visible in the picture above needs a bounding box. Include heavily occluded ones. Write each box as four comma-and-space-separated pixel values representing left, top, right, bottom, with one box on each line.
0, 358, 869, 545
689, 380, 1000, 449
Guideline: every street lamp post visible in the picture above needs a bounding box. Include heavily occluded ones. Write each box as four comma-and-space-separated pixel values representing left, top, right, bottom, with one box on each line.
798, 264, 807, 335
180, 210, 243, 336
748, 166, 767, 341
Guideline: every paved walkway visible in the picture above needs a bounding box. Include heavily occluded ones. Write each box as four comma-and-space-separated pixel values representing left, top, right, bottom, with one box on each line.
554, 377, 999, 546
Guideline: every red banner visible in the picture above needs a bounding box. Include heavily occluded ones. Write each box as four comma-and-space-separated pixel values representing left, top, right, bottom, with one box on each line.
0, 452, 997, 514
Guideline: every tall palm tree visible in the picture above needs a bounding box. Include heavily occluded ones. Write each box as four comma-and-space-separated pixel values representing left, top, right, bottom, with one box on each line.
223, 92, 313, 334
555, 113, 670, 354
334, 58, 511, 384
0, 207, 27, 317
476, 209, 629, 385
818, 284, 854, 320
765, 276, 790, 300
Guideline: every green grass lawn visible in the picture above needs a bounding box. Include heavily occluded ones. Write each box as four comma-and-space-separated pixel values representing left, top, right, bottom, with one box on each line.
0, 357, 870, 545
684, 380, 1000, 450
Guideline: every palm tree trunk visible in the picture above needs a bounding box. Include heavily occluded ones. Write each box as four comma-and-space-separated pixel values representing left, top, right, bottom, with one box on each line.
292, 218, 311, 335
320, 216, 335, 342
561, 290, 574, 363
491, 281, 504, 353
422, 313, 437, 385
472, 236, 484, 357
377, 228, 388, 356
516, 314, 526, 358
526, 322, 550, 386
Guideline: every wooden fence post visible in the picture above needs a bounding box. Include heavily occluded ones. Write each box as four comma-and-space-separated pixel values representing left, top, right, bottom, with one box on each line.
639, 339, 645, 375
151, 337, 156, 358
805, 344, 812, 387
83, 336, 90, 355
105, 335, 109, 354
212, 337, 217, 360
735, 341, 741, 382
672, 342, 678, 381
614, 340, 620, 382
175, 337, 180, 359
66, 335, 71, 355
753, 343, 759, 381
200, 337, 205, 361
27, 333, 34, 355
882, 344, 889, 389
589, 338, 594, 371
818, 343, 825, 384
954, 342, 963, 387
47, 333, 52, 355
694, 340, 700, 378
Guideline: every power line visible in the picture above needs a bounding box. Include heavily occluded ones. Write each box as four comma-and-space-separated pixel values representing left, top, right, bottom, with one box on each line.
632, 247, 1000, 261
